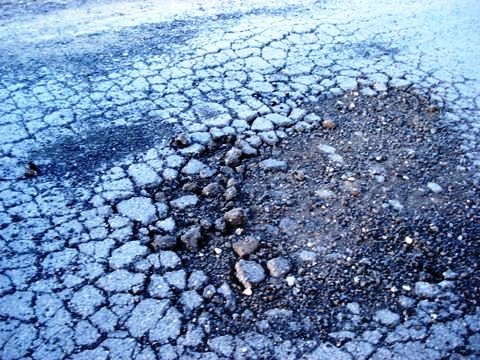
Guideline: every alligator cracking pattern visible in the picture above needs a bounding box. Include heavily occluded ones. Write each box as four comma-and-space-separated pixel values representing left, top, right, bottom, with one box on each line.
0, 0, 479, 359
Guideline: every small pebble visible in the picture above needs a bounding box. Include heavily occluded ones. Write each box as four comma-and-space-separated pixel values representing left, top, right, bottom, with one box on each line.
427, 182, 443, 193
322, 119, 336, 129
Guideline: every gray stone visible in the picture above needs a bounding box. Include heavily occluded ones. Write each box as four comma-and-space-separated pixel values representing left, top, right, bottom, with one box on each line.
202, 182, 222, 197
295, 250, 318, 265
181, 226, 202, 250
224, 208, 246, 227
235, 260, 266, 288
427, 182, 443, 193
267, 257, 292, 277
170, 195, 199, 210
232, 237, 259, 257
260, 158, 288, 171
318, 143, 337, 154
117, 197, 157, 224
259, 130, 279, 145
415, 281, 439, 298
152, 234, 177, 250
224, 147, 243, 166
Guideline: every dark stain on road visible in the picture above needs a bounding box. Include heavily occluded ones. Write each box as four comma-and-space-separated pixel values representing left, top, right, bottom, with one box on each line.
34, 122, 173, 181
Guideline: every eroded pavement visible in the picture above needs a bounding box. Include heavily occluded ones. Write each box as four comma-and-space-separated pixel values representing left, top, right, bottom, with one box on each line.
0, 0, 479, 359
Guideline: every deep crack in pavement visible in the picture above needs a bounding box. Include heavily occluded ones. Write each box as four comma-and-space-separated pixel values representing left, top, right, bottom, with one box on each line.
0, 0, 479, 359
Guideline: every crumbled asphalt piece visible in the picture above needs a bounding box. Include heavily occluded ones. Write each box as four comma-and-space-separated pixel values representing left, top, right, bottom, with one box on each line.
127, 163, 161, 186
188, 270, 208, 290
375, 309, 401, 326
294, 250, 318, 265
181, 159, 206, 175
156, 217, 176, 233
224, 147, 243, 167
260, 158, 288, 171
224, 208, 246, 227
251, 117, 275, 131
170, 194, 199, 210
148, 275, 172, 299
267, 257, 292, 277
164, 270, 187, 290
235, 260, 266, 288
159, 251, 181, 269
232, 237, 260, 257
202, 182, 222, 197
180, 226, 202, 250
116, 197, 157, 224
152, 234, 177, 250
224, 186, 237, 201
415, 281, 440, 298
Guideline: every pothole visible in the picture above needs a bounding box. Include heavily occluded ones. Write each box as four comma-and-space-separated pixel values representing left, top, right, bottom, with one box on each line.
160, 89, 479, 341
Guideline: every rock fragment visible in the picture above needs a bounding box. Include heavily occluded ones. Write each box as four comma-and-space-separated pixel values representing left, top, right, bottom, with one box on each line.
235, 260, 266, 288
202, 182, 222, 197
232, 237, 259, 257
170, 195, 199, 210
224, 208, 246, 227
181, 226, 202, 250
260, 159, 288, 172
267, 257, 292, 277
427, 182, 443, 193
224, 147, 243, 167
152, 235, 177, 250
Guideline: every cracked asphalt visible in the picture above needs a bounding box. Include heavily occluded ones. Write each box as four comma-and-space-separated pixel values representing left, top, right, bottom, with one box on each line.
0, 0, 479, 359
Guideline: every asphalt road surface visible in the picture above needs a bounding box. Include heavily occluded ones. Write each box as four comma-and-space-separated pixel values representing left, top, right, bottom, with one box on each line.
0, 0, 479, 359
